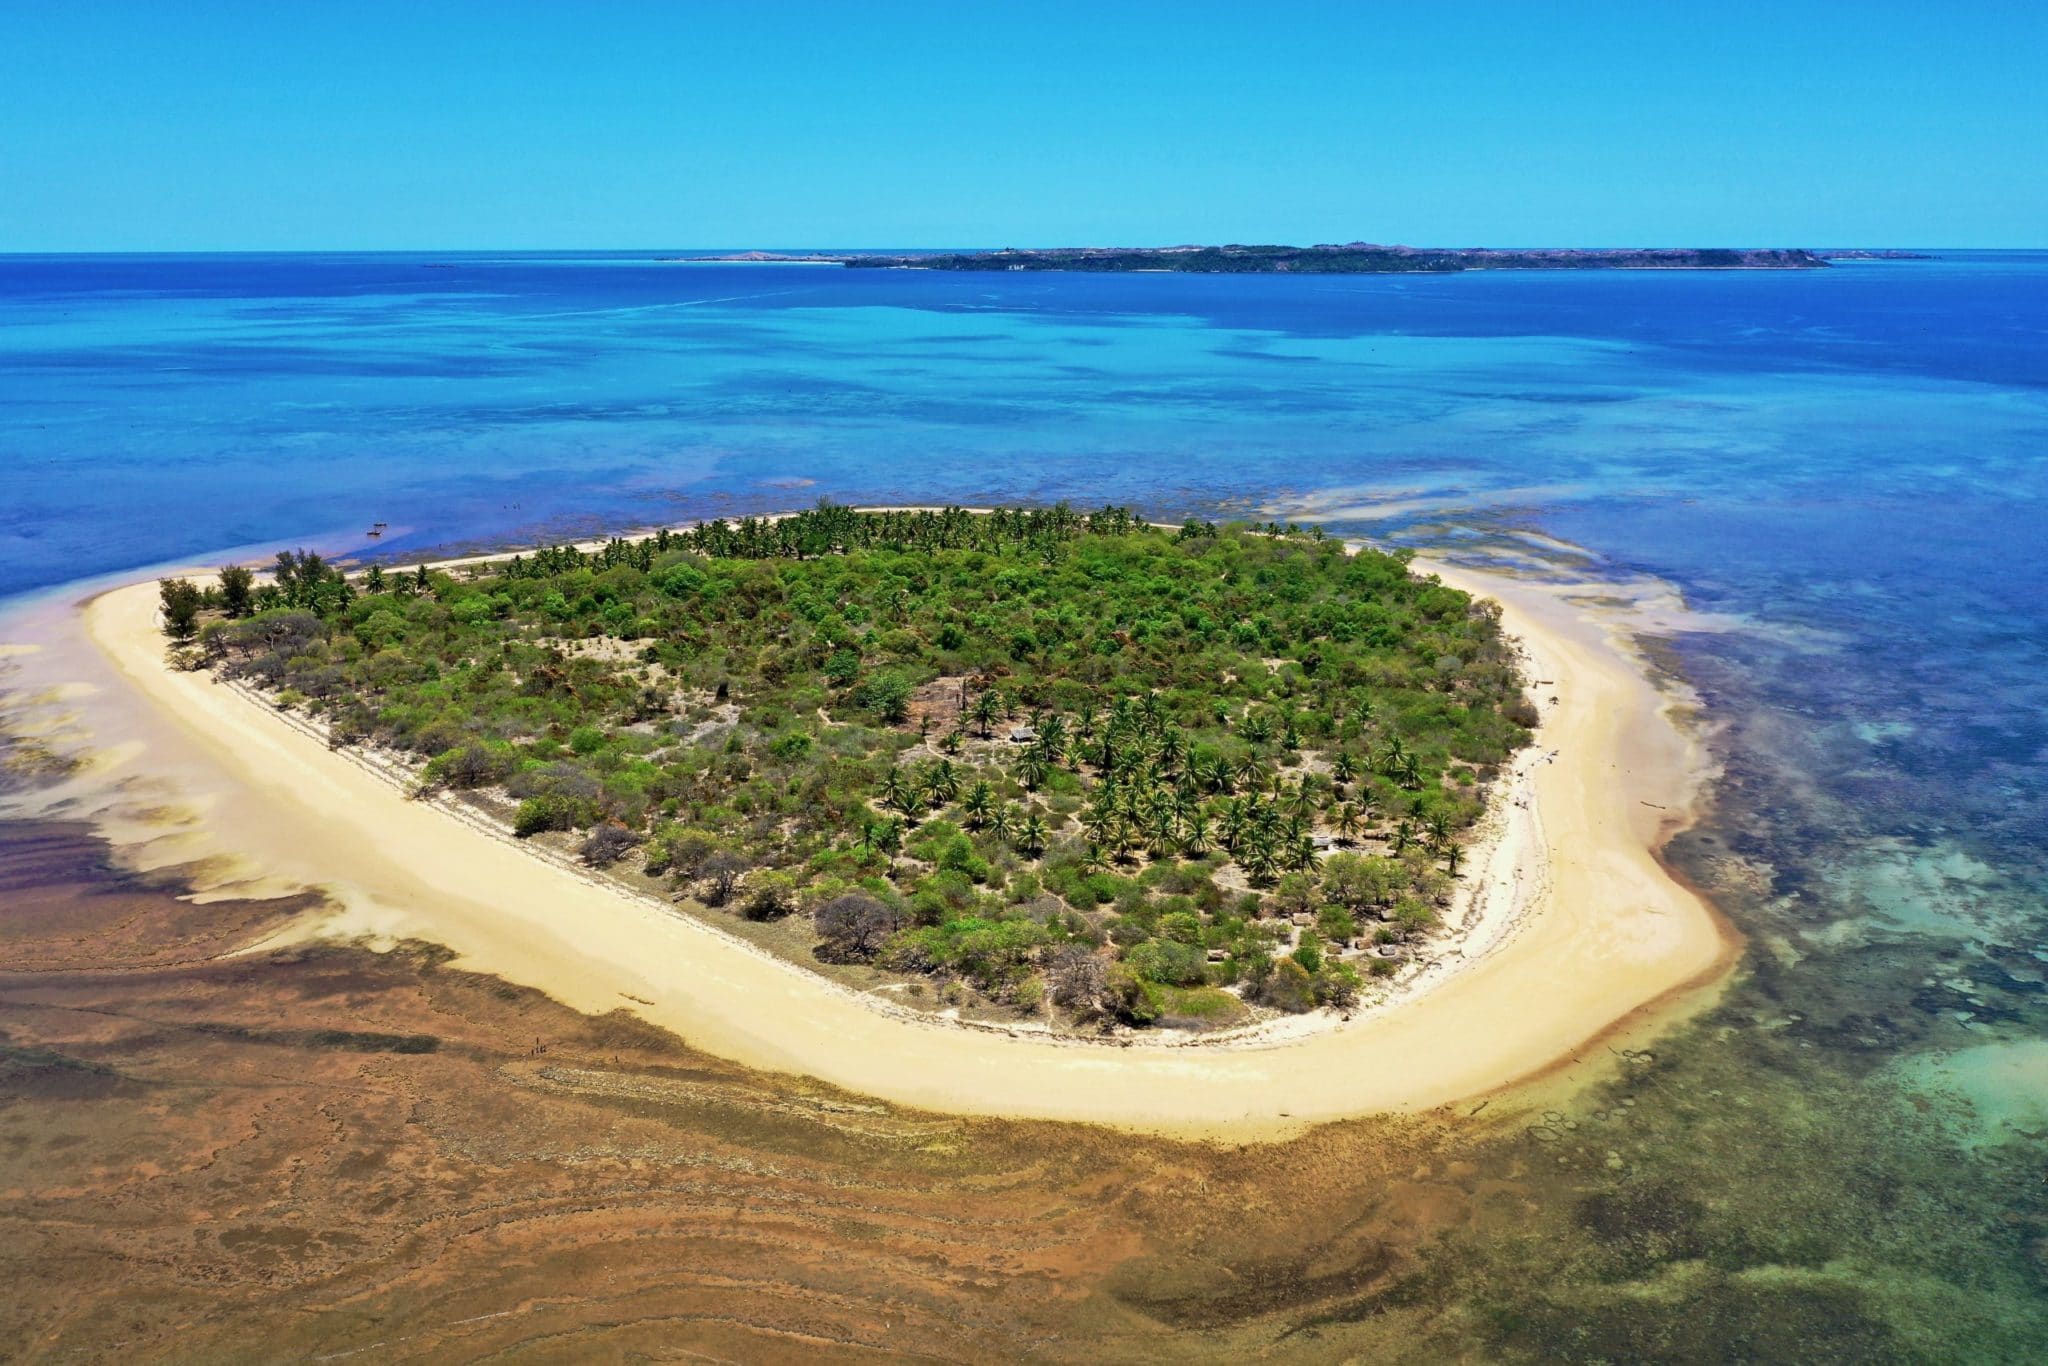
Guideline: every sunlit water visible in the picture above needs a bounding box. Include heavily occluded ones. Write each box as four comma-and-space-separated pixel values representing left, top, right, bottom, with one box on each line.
3, 250, 2045, 1355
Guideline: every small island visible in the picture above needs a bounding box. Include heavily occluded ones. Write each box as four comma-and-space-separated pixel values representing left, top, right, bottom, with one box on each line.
155, 507, 1536, 1036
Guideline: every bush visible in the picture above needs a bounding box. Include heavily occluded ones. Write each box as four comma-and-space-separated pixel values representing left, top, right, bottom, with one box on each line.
578, 823, 643, 867
658, 563, 708, 598
430, 743, 508, 790
741, 870, 797, 921
814, 893, 899, 961
1316, 961, 1362, 1009
1125, 938, 1207, 987
1105, 963, 1163, 1025
1392, 897, 1439, 938
696, 851, 746, 906
514, 794, 579, 838
1045, 944, 1109, 1018
1261, 957, 1317, 1013
890, 916, 1048, 992
856, 670, 913, 723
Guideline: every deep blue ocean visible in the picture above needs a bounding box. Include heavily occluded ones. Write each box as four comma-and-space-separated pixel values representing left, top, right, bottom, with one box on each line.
4, 251, 2047, 1351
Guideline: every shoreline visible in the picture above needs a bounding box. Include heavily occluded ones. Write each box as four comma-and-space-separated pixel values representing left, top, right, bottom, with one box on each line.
50, 531, 1735, 1139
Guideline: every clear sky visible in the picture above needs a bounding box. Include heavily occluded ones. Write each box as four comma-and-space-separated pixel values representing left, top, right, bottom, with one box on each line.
3, 1, 2042, 251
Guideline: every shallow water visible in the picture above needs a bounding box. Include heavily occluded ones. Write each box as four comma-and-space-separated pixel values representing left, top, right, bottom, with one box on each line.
3, 251, 2046, 1357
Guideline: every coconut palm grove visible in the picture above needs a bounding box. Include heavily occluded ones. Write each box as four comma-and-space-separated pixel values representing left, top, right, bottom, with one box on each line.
162, 505, 1536, 1031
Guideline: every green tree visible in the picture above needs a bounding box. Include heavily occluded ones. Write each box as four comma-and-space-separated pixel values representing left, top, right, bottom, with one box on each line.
217, 564, 255, 618
158, 578, 203, 639
961, 780, 993, 829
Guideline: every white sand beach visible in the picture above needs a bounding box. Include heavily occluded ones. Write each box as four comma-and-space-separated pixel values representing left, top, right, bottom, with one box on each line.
63, 548, 1736, 1140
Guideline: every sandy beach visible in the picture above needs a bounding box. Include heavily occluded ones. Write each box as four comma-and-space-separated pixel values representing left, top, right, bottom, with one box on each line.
59, 549, 1735, 1139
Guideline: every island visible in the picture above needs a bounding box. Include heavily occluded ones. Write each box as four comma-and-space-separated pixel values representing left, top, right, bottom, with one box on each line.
84, 504, 1730, 1135
822, 243, 1832, 273
153, 507, 1535, 1035
662, 243, 1846, 273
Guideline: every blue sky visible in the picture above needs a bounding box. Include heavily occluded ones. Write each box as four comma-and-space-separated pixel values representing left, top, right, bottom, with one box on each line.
3, 1, 2042, 250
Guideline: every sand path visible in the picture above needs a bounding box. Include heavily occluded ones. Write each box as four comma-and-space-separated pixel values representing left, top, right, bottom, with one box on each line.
73, 558, 1733, 1139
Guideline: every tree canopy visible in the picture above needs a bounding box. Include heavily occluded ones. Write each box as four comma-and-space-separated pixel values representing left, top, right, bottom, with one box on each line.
177, 505, 1534, 1030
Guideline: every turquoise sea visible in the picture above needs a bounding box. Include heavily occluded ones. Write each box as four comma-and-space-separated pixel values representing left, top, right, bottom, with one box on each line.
3, 251, 2046, 1356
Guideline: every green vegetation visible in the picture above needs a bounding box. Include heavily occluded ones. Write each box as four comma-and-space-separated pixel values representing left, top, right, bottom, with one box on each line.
167, 505, 1535, 1031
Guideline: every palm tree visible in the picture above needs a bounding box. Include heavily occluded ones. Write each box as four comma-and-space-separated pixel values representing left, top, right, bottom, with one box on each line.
990, 802, 1016, 844
1332, 751, 1358, 787
1443, 842, 1465, 877
1288, 835, 1321, 874
927, 759, 960, 804
1018, 753, 1049, 791
1392, 818, 1416, 855
1333, 801, 1363, 845
962, 780, 993, 830
1019, 810, 1048, 857
1233, 753, 1264, 790
1241, 834, 1279, 886
969, 690, 1001, 739
1179, 810, 1211, 857
879, 769, 909, 813
1146, 808, 1176, 859
1217, 797, 1250, 853
1284, 781, 1320, 823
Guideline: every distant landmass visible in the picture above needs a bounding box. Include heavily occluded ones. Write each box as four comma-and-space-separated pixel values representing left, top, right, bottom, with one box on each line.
1814, 248, 1938, 260
659, 243, 1946, 274
822, 243, 1833, 273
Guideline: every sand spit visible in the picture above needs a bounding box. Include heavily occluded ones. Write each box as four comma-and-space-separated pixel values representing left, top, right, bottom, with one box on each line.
54, 544, 1734, 1140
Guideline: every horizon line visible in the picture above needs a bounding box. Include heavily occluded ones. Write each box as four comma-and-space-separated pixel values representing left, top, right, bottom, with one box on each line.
2, 243, 2039, 258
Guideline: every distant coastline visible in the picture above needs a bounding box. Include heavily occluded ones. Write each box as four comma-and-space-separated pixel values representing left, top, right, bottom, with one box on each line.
1813, 248, 1938, 261
667, 243, 1840, 274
